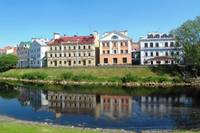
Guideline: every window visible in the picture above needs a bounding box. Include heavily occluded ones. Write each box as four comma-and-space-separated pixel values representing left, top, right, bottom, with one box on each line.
88, 53, 91, 56
123, 58, 127, 63
113, 58, 118, 64
50, 54, 52, 57
170, 42, 174, 47
104, 58, 108, 63
156, 52, 159, 56
60, 54, 62, 57
83, 46, 86, 49
151, 52, 153, 56
74, 61, 76, 64
59, 61, 62, 64
107, 50, 110, 54
79, 61, 81, 64
64, 54, 66, 57
78, 46, 81, 49
171, 51, 174, 56
114, 50, 117, 54
165, 52, 168, 56
125, 50, 128, 53
156, 43, 159, 47
121, 50, 123, 54
125, 42, 128, 46
64, 46, 66, 50
145, 43, 148, 48
50, 61, 53, 64
74, 46, 76, 49
103, 50, 105, 54
156, 61, 161, 64
165, 42, 168, 47
88, 60, 91, 64
165, 60, 168, 64
79, 53, 81, 57
59, 46, 62, 50
55, 54, 57, 57
121, 42, 123, 46
55, 47, 57, 50
50, 47, 53, 51
113, 42, 117, 47
69, 53, 71, 57
68, 61, 71, 66
112, 35, 118, 39
150, 43, 153, 47
145, 52, 148, 57
64, 61, 67, 64
151, 61, 153, 65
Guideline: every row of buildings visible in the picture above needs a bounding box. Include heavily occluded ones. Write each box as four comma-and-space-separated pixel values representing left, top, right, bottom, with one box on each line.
2, 31, 182, 68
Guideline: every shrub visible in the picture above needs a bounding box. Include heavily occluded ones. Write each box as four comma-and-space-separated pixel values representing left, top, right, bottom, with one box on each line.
142, 76, 170, 83
61, 72, 73, 80
21, 72, 48, 80
121, 74, 139, 83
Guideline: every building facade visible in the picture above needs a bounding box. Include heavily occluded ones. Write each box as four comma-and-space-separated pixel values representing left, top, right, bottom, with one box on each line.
99, 31, 132, 65
47, 33, 96, 67
100, 95, 132, 119
140, 33, 182, 65
29, 38, 48, 68
0, 46, 16, 55
16, 42, 32, 68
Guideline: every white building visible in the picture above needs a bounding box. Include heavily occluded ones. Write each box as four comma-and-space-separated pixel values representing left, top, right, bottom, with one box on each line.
16, 42, 32, 68
140, 33, 182, 65
29, 38, 48, 68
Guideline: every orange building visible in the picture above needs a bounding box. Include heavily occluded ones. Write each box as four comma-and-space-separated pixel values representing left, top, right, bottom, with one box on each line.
99, 31, 132, 65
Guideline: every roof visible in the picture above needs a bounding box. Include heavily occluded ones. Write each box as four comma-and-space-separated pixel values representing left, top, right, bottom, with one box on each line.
145, 56, 175, 61
100, 31, 132, 40
48, 35, 95, 46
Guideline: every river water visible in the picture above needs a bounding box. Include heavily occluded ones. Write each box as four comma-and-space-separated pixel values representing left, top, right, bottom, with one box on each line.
0, 82, 200, 131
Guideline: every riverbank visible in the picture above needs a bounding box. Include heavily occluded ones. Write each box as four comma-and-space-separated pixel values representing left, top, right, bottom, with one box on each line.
0, 115, 199, 133
0, 67, 188, 87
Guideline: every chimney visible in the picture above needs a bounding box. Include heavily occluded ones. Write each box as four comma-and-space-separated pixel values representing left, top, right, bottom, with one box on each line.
54, 33, 61, 39
120, 30, 128, 36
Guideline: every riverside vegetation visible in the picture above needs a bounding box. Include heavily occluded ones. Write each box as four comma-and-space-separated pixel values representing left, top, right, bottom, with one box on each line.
0, 66, 183, 84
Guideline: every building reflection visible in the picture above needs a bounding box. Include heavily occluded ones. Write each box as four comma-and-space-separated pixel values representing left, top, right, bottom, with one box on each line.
137, 95, 193, 118
15, 86, 48, 111
46, 91, 100, 118
100, 95, 132, 120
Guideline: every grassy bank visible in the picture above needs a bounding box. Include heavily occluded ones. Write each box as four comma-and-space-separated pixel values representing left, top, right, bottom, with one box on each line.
0, 67, 182, 83
0, 122, 102, 133
0, 121, 199, 133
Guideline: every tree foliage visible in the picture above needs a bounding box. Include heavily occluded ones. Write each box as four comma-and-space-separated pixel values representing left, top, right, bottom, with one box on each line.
0, 54, 19, 72
171, 16, 200, 77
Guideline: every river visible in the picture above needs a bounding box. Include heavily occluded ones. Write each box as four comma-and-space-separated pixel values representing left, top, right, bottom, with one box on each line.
0, 82, 200, 131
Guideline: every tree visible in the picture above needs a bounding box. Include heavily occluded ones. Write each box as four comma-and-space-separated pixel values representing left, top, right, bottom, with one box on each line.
171, 16, 200, 77
0, 54, 19, 72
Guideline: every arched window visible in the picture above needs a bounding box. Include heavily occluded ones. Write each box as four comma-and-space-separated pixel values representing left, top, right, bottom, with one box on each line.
111, 35, 118, 40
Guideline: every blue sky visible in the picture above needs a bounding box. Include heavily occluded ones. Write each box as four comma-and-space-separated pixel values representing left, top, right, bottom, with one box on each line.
0, 0, 200, 46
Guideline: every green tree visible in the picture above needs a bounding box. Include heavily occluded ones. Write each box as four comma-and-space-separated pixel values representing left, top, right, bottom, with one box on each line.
0, 54, 19, 72
171, 16, 200, 77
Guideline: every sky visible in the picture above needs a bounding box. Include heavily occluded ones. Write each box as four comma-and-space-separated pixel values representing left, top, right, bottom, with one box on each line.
0, 0, 200, 46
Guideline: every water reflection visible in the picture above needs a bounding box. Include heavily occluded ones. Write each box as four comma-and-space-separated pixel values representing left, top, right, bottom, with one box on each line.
0, 82, 200, 130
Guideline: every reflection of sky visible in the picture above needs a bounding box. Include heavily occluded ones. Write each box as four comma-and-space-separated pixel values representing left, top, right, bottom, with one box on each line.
0, 95, 199, 131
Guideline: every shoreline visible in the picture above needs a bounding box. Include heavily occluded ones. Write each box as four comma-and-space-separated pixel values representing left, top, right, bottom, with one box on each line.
0, 115, 199, 133
0, 77, 198, 88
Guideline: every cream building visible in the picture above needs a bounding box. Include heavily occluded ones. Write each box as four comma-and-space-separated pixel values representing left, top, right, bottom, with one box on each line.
47, 33, 98, 67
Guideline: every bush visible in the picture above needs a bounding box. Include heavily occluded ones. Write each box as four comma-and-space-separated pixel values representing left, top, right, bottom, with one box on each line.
142, 76, 170, 83
61, 72, 73, 80
21, 72, 48, 80
121, 74, 139, 83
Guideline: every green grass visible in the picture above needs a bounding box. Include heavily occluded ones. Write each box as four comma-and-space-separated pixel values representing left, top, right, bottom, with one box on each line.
0, 122, 102, 133
0, 67, 182, 83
